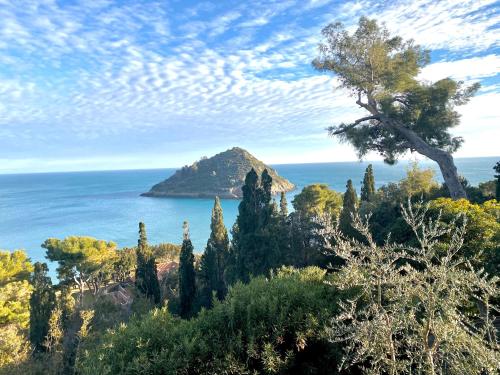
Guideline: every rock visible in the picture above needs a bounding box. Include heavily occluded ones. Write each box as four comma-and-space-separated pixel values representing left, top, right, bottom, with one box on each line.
141, 147, 295, 199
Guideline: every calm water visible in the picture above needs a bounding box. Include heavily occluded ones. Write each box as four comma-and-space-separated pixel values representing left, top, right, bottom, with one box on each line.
0, 157, 497, 274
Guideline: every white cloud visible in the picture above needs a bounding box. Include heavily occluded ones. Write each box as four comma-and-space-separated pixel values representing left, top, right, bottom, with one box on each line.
420, 54, 500, 82
0, 0, 498, 172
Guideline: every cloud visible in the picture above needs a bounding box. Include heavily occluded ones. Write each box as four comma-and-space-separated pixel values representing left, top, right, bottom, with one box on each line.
420, 54, 500, 82
0, 0, 498, 172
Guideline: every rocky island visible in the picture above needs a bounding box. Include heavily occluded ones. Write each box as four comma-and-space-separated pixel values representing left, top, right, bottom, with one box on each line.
142, 147, 295, 199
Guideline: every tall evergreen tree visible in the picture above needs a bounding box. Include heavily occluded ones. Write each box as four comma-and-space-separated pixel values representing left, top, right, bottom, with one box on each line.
494, 161, 500, 200
135, 222, 161, 304
360, 164, 376, 202
279, 192, 288, 219
179, 221, 196, 318
277, 193, 293, 266
231, 169, 281, 283
29, 262, 56, 352
199, 197, 230, 308
339, 179, 358, 238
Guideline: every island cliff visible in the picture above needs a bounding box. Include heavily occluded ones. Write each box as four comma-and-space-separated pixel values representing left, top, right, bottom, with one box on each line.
141, 147, 295, 199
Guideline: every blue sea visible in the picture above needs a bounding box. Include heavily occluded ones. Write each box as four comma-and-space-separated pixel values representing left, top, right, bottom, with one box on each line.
0, 157, 497, 275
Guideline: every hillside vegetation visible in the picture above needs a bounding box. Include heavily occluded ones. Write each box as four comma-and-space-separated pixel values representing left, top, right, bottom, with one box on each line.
142, 147, 294, 199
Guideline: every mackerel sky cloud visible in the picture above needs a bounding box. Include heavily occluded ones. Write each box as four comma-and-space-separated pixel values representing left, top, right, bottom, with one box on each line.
0, 0, 498, 173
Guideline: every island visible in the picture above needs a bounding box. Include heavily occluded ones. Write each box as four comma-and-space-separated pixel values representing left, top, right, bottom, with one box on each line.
141, 147, 295, 199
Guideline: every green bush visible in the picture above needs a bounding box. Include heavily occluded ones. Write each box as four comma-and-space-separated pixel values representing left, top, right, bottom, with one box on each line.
77, 267, 342, 374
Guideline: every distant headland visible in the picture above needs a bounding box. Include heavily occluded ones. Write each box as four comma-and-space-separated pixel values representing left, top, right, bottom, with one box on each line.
141, 147, 295, 199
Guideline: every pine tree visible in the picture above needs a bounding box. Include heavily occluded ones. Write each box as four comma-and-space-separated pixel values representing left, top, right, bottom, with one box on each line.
135, 222, 161, 304
494, 161, 500, 200
360, 164, 375, 202
179, 221, 196, 318
29, 262, 56, 352
339, 179, 358, 238
199, 197, 230, 308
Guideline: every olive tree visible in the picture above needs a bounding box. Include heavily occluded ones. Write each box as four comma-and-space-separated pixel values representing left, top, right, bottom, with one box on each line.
313, 17, 479, 199
322, 202, 499, 374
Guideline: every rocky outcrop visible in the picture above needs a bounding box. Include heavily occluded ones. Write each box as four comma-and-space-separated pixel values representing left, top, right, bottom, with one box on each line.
142, 147, 295, 199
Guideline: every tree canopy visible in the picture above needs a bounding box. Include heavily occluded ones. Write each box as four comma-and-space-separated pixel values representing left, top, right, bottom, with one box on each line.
313, 17, 478, 199
0, 250, 33, 367
43, 236, 117, 301
292, 184, 343, 219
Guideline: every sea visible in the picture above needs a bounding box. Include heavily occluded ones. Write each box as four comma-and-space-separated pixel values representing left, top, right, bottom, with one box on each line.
0, 157, 497, 276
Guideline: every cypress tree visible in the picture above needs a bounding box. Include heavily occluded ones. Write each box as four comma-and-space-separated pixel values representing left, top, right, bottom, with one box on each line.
360, 164, 376, 202
231, 169, 260, 282
135, 222, 161, 304
179, 221, 196, 318
339, 179, 359, 238
279, 192, 288, 218
29, 262, 56, 352
231, 169, 281, 283
199, 197, 230, 308
494, 161, 500, 200
278, 192, 295, 265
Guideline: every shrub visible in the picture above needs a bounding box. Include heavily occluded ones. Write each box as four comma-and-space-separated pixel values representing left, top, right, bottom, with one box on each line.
77, 267, 341, 374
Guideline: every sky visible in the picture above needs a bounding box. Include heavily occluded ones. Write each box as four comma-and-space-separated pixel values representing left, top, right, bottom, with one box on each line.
0, 0, 499, 174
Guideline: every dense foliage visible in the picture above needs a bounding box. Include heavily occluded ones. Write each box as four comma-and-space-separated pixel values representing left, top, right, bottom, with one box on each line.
29, 262, 55, 352
339, 179, 358, 239
43, 236, 117, 301
292, 183, 343, 218
360, 164, 375, 202
179, 222, 196, 318
0, 250, 33, 367
199, 197, 230, 308
77, 267, 342, 375
229, 169, 281, 283
313, 17, 478, 199
144, 147, 294, 198
135, 222, 161, 304
325, 202, 500, 374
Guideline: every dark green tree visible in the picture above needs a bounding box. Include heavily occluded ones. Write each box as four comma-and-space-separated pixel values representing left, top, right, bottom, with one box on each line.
313, 17, 479, 199
339, 179, 358, 238
231, 169, 281, 283
179, 221, 196, 318
279, 192, 288, 219
29, 262, 56, 352
135, 222, 161, 304
199, 197, 230, 308
494, 161, 500, 200
360, 164, 376, 202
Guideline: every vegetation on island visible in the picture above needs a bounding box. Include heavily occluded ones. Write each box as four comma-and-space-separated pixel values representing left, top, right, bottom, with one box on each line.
142, 147, 294, 199
0, 16, 499, 375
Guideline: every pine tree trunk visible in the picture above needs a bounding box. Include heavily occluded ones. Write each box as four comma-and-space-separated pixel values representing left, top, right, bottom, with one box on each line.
386, 119, 467, 200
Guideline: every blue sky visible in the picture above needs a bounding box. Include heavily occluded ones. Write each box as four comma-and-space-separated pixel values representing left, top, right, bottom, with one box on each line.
0, 0, 498, 173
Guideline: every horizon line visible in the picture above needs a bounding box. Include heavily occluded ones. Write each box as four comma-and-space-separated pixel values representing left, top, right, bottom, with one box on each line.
1, 155, 498, 176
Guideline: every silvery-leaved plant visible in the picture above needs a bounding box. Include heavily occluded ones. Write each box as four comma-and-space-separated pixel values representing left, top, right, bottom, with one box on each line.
321, 200, 499, 375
